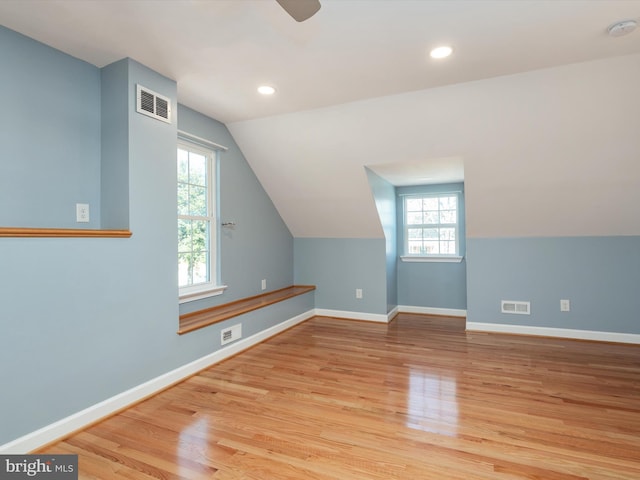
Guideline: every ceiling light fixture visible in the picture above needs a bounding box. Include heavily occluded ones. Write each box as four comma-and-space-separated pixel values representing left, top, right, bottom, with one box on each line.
430, 46, 453, 59
607, 20, 637, 37
258, 85, 276, 95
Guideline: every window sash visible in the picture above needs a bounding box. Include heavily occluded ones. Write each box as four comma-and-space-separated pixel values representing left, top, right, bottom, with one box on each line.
177, 140, 217, 290
404, 193, 459, 257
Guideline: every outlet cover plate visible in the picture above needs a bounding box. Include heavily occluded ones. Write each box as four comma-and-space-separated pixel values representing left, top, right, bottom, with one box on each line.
76, 203, 90, 223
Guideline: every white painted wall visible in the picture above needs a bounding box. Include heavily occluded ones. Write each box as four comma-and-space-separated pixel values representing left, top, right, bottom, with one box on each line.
228, 53, 640, 239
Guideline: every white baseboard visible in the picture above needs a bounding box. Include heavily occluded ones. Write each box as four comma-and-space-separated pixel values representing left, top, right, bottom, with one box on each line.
466, 322, 640, 344
398, 305, 467, 317
313, 306, 466, 323
314, 308, 389, 323
0, 309, 315, 454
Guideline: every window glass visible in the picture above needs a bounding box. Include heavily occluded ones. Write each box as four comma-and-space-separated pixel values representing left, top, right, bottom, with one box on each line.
404, 193, 459, 256
177, 141, 217, 290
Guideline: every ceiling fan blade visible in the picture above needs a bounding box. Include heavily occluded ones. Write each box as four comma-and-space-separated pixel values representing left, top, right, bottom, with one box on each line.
275, 0, 321, 22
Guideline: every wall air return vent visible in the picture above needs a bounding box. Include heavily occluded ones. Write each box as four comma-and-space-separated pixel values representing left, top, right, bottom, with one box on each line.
220, 323, 242, 346
136, 84, 171, 124
501, 300, 530, 315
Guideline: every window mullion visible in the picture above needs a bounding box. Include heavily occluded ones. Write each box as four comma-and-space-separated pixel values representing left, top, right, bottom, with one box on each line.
178, 214, 211, 221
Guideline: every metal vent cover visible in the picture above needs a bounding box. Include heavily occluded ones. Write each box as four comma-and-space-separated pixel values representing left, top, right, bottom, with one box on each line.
501, 300, 531, 315
221, 323, 242, 345
136, 84, 171, 123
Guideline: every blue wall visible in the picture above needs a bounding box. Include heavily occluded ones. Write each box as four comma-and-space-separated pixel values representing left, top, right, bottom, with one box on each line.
100, 59, 130, 229
467, 236, 640, 334
396, 183, 467, 310
366, 168, 397, 313
0, 28, 304, 446
294, 238, 387, 315
303, 179, 469, 317
0, 26, 101, 228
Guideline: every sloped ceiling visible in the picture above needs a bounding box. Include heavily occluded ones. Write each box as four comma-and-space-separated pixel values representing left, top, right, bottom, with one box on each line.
230, 54, 640, 238
1, 0, 639, 238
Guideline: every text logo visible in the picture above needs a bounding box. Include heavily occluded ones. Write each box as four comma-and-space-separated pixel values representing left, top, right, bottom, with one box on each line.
0, 455, 77, 479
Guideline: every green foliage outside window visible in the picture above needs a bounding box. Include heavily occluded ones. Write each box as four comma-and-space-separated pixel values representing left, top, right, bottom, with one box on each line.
178, 146, 211, 287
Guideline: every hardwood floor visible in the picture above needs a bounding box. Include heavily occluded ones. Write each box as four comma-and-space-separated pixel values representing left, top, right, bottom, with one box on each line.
41, 314, 640, 479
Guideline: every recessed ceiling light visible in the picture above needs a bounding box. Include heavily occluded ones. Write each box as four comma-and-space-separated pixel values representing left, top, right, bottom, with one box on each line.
258, 85, 276, 95
430, 46, 453, 59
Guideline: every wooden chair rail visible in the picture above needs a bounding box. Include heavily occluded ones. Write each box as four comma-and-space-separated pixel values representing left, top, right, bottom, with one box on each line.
178, 285, 316, 334
0, 227, 132, 238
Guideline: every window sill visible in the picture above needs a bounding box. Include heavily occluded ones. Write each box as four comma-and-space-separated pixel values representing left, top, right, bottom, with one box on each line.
179, 284, 228, 304
178, 285, 316, 334
401, 255, 464, 263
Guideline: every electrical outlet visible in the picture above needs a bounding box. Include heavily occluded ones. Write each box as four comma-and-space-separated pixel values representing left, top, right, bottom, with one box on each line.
356, 288, 363, 299
560, 299, 570, 312
261, 279, 267, 290
76, 203, 90, 223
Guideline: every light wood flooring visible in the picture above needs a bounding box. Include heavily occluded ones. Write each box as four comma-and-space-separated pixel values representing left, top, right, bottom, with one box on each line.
41, 314, 640, 479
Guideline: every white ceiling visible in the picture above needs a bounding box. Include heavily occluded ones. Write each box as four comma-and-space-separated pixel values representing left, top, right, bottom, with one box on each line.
2, 0, 640, 237
1, 0, 638, 123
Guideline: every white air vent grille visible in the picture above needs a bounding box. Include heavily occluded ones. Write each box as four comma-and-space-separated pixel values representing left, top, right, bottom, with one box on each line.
501, 300, 530, 315
221, 323, 242, 345
136, 84, 171, 123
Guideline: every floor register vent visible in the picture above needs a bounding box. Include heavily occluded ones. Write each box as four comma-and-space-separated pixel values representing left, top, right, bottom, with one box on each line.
136, 84, 171, 123
501, 300, 531, 315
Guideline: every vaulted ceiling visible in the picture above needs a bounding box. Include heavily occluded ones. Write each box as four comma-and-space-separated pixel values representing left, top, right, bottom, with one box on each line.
2, 0, 639, 237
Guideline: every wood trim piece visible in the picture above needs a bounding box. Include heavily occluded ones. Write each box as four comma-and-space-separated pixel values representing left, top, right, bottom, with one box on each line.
0, 227, 132, 238
178, 285, 316, 334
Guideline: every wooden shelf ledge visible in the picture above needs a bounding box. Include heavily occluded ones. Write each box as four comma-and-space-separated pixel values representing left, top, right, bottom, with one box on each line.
178, 285, 316, 335
0, 227, 132, 238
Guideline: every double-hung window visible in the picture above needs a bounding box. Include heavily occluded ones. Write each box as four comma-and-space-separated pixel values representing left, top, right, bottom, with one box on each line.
177, 139, 224, 301
402, 192, 462, 262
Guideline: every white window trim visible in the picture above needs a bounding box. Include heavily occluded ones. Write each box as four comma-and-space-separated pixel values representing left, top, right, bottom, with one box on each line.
401, 255, 463, 263
177, 138, 222, 301
402, 191, 461, 259
179, 284, 228, 304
